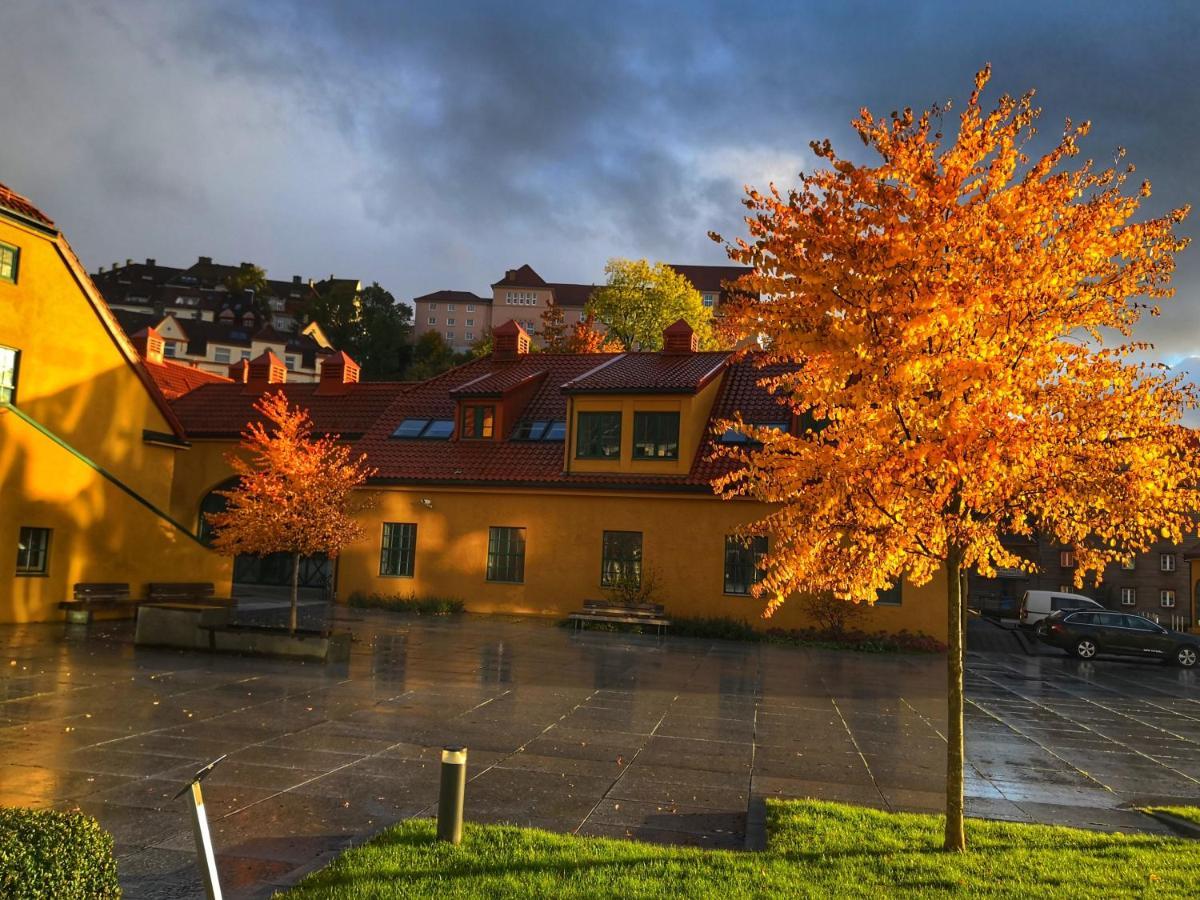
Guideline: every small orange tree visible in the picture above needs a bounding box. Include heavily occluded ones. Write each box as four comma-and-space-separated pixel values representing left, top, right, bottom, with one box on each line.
206, 392, 375, 633
540, 299, 570, 351
714, 67, 1194, 851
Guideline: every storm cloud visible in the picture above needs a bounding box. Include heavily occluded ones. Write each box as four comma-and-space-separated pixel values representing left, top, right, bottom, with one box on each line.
2, 0, 1198, 363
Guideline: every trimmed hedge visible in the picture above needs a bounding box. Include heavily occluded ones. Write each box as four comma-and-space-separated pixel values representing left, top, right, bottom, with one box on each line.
566, 614, 945, 653
0, 807, 120, 899
347, 592, 465, 616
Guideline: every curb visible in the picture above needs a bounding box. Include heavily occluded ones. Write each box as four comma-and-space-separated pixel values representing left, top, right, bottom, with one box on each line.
1142, 809, 1200, 839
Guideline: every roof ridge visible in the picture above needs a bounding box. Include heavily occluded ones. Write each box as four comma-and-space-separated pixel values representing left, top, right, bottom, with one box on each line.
560, 352, 626, 389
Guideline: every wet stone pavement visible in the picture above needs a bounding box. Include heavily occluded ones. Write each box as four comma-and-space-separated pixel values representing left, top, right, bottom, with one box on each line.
0, 612, 1196, 899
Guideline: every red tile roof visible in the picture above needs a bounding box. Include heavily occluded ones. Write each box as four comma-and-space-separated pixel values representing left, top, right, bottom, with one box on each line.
548, 282, 597, 306
561, 351, 730, 394
355, 350, 791, 491
143, 359, 233, 400
413, 289, 490, 304
668, 264, 751, 294
170, 382, 411, 439
0, 181, 55, 228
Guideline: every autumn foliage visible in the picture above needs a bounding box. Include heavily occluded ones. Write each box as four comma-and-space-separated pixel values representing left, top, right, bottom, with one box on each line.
206, 391, 376, 631
714, 66, 1193, 850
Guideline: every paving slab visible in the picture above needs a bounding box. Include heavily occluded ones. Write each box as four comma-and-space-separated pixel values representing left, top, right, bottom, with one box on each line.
1, 612, 1195, 898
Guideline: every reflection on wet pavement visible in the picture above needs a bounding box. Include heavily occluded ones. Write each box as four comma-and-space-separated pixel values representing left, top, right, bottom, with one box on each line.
0, 612, 1195, 898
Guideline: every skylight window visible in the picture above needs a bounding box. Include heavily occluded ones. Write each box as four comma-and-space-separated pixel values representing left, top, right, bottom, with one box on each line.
393, 418, 430, 438
719, 422, 789, 444
513, 420, 548, 440
512, 420, 566, 441
392, 418, 455, 439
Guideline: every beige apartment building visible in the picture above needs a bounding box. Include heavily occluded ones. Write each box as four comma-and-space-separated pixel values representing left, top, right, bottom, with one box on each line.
413, 262, 747, 352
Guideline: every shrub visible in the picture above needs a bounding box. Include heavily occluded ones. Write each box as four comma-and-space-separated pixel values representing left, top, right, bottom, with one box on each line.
638, 615, 946, 653
346, 592, 464, 615
799, 593, 866, 636
603, 565, 663, 607
0, 807, 120, 899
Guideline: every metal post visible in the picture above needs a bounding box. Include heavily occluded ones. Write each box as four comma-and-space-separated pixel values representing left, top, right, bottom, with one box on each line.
174, 755, 226, 900
437, 746, 468, 844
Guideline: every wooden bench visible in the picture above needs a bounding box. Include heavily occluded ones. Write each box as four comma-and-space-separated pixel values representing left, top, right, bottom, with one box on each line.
567, 599, 671, 636
146, 582, 235, 607
59, 583, 134, 622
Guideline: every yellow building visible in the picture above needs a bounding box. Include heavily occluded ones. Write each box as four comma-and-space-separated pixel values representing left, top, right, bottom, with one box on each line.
162, 319, 947, 641
3, 179, 944, 640
0, 182, 231, 623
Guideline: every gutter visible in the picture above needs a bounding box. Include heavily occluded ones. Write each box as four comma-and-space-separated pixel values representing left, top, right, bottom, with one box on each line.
4, 403, 207, 545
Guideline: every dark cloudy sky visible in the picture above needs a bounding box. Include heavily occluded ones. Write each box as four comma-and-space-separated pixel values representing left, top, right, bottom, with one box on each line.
3, 1, 1198, 363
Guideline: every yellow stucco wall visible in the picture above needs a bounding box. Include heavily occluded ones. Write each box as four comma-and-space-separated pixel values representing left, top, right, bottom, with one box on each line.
336, 486, 949, 641
0, 214, 231, 622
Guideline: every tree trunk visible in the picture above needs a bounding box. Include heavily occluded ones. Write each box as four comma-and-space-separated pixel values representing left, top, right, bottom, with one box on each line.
944, 551, 967, 851
290, 552, 300, 635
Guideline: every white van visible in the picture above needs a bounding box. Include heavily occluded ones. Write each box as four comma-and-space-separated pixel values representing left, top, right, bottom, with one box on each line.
1019, 590, 1104, 627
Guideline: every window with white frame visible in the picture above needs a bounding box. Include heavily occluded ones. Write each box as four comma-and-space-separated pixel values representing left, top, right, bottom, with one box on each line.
446, 332, 455, 341
465, 332, 474, 341
1121, 556, 1135, 571
1060, 550, 1075, 568
0, 346, 18, 404
466, 304, 475, 312
1120, 587, 1136, 606
428, 317, 437, 325
466, 319, 474, 326
0, 242, 19, 283
163, 341, 177, 358
447, 318, 455, 326
214, 347, 231, 364
447, 303, 456, 311
1161, 589, 1176, 608
429, 302, 438, 310
1160, 553, 1176, 572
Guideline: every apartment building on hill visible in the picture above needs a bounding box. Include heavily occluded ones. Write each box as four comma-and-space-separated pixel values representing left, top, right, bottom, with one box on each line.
413, 262, 748, 352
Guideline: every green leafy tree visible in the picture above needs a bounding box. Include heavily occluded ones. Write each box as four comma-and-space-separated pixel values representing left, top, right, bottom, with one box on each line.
406, 330, 463, 380
307, 282, 413, 380
224, 264, 272, 321
587, 258, 715, 350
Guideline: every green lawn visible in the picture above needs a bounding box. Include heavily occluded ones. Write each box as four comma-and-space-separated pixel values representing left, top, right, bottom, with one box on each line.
1148, 807, 1200, 829
281, 800, 1200, 898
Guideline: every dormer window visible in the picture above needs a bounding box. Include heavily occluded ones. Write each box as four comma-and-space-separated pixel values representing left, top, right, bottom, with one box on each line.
393, 418, 454, 439
0, 243, 18, 284
461, 404, 495, 439
632, 412, 679, 460
576, 412, 621, 459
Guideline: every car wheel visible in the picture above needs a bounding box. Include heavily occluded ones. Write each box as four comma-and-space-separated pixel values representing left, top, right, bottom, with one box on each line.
1175, 646, 1198, 668
1074, 638, 1097, 660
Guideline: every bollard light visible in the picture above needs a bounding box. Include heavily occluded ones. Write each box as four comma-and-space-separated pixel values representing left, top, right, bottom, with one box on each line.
173, 754, 227, 900
437, 746, 468, 844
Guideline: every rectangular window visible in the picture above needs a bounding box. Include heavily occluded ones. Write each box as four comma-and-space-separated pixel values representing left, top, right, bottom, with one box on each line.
446, 331, 455, 341
1120, 587, 1137, 606
1160, 553, 1176, 572
380, 523, 416, 577
0, 243, 18, 283
285, 355, 298, 371
447, 304, 456, 312
1161, 589, 1176, 608
461, 405, 495, 439
632, 412, 680, 460
576, 412, 621, 459
875, 582, 903, 606
241, 350, 252, 360
487, 526, 526, 583
429, 303, 438, 310
466, 304, 475, 312
447, 318, 456, 326
163, 341, 177, 358
0, 346, 18, 404
16, 526, 50, 576
465, 332, 474, 341
465, 319, 474, 327
702, 293, 715, 307
214, 347, 231, 364
428, 317, 437, 325
1121, 556, 1135, 571
601, 530, 642, 588
724, 535, 767, 595
1060, 550, 1075, 568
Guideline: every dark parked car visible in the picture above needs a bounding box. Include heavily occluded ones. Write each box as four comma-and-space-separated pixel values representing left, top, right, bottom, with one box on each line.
1035, 610, 1198, 667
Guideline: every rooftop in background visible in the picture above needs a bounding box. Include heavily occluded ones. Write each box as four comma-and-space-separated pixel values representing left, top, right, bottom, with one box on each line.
0, 180, 56, 229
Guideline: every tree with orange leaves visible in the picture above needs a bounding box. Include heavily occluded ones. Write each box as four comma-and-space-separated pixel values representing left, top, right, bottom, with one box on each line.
713, 67, 1194, 851
565, 310, 623, 353
206, 392, 376, 633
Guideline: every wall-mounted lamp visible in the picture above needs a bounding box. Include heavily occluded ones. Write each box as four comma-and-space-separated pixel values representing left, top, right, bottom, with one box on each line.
420, 498, 434, 509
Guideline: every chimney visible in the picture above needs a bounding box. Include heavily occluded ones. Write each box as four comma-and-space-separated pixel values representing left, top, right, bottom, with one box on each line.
98, 265, 105, 273
228, 359, 250, 382
316, 351, 361, 394
126, 258, 132, 267
132, 326, 165, 365
492, 320, 530, 361
292, 275, 301, 285
146, 258, 156, 267
244, 350, 287, 392
505, 269, 517, 281
662, 319, 697, 355
198, 256, 212, 266
240, 261, 254, 270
